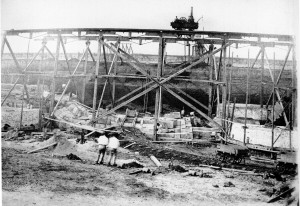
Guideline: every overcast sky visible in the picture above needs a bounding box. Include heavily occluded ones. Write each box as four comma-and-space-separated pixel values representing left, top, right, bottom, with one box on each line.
1, 0, 299, 57
2, 0, 298, 34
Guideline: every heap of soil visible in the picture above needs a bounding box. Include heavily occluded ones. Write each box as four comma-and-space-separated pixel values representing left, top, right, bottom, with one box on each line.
54, 137, 78, 156
38, 135, 79, 156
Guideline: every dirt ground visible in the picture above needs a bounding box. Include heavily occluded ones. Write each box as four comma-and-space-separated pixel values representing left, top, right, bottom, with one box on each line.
2, 136, 298, 206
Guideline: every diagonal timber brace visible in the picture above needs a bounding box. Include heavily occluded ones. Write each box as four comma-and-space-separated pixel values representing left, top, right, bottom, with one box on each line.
59, 35, 79, 95
3, 37, 30, 100
265, 46, 292, 108
98, 41, 231, 131
50, 43, 91, 116
264, 51, 289, 126
104, 54, 208, 109
1, 43, 46, 106
103, 40, 224, 111
96, 42, 120, 116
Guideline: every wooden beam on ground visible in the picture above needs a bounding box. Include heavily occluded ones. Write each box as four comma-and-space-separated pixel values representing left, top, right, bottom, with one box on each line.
28, 142, 58, 154
44, 117, 119, 133
267, 187, 295, 203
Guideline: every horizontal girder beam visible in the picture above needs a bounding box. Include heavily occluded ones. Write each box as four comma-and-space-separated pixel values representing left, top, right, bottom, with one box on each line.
4, 28, 293, 43
36, 35, 292, 47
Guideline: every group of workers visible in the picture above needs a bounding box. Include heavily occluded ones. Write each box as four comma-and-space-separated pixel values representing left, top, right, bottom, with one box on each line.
95, 131, 120, 166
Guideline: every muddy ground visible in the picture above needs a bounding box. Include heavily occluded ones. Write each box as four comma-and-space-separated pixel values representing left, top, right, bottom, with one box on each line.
2, 135, 298, 206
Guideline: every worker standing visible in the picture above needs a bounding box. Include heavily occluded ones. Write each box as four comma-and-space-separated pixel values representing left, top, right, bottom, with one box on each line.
94, 132, 109, 165
106, 132, 120, 166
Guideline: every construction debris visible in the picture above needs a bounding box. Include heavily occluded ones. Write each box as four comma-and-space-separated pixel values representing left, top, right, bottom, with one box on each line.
168, 162, 188, 173
149, 155, 162, 167
223, 181, 235, 187
116, 159, 145, 169
123, 142, 136, 149
129, 168, 151, 175
267, 187, 295, 203
66, 153, 82, 160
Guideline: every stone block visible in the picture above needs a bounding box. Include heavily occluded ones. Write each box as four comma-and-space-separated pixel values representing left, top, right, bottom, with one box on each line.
164, 112, 181, 119
175, 128, 181, 133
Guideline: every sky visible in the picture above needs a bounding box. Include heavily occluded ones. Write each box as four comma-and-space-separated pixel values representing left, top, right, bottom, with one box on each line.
1, 0, 299, 58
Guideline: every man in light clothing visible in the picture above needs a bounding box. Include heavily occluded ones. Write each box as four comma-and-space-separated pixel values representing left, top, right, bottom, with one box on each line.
94, 132, 109, 165
106, 133, 120, 166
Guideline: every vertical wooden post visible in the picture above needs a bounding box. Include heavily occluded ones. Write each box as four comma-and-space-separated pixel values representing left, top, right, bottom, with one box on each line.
291, 45, 296, 149
102, 44, 113, 103
244, 49, 250, 145
37, 40, 46, 96
38, 40, 45, 130
226, 67, 233, 129
50, 34, 61, 115
20, 85, 25, 129
271, 52, 275, 150
92, 36, 102, 124
153, 37, 164, 140
184, 43, 186, 61
222, 42, 227, 143
192, 45, 194, 57
229, 45, 231, 58
82, 40, 89, 103
112, 59, 116, 107
208, 55, 213, 117
260, 46, 265, 120
187, 41, 190, 61
159, 41, 166, 115
112, 40, 120, 107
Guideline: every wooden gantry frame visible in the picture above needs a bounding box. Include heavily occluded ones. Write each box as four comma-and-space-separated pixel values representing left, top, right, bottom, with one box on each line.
1, 28, 296, 146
